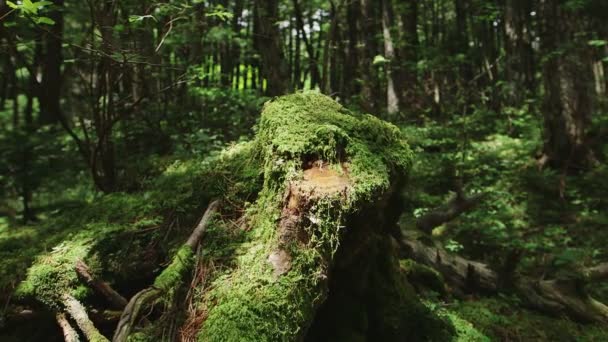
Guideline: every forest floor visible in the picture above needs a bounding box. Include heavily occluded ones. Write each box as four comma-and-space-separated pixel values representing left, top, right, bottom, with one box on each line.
1, 96, 607, 341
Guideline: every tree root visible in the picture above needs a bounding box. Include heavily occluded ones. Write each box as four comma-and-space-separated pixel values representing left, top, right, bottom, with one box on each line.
56, 312, 80, 342
112, 200, 220, 342
62, 294, 109, 342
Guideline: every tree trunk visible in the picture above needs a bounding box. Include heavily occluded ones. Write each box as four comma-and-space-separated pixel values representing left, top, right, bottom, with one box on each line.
343, 0, 360, 100
193, 93, 449, 341
539, 1, 596, 170
503, 0, 535, 104
293, 0, 321, 90
396, 0, 419, 110
38, 0, 64, 126
359, 0, 381, 113
253, 0, 291, 96
381, 0, 400, 115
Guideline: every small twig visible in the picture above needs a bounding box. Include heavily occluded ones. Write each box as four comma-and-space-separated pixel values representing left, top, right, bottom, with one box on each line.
155, 17, 185, 52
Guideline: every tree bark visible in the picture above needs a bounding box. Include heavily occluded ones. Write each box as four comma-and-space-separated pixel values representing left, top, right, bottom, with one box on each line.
62, 294, 109, 342
503, 0, 535, 103
56, 313, 80, 342
75, 260, 128, 309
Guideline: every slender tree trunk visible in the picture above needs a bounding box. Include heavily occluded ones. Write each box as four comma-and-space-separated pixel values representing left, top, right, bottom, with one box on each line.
294, 16, 302, 89
293, 0, 321, 90
381, 0, 400, 115
504, 0, 535, 104
359, 0, 381, 113
396, 0, 419, 109
343, 0, 360, 100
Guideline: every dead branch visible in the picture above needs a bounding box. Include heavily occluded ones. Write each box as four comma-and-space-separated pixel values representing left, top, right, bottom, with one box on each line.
75, 260, 128, 309
416, 190, 487, 234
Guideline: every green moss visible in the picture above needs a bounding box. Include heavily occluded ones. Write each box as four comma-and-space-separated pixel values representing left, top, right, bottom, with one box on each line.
198, 92, 415, 341
400, 259, 447, 296
11, 139, 261, 312
450, 298, 608, 341
445, 313, 491, 342
153, 246, 195, 290
254, 91, 412, 201
15, 239, 93, 308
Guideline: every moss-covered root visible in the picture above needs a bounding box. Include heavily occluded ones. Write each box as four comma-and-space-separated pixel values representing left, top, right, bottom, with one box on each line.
114, 201, 219, 342
56, 312, 80, 342
63, 294, 109, 342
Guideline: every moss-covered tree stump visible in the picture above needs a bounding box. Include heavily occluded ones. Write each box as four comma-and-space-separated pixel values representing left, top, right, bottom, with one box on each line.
197, 92, 450, 341
13, 92, 452, 342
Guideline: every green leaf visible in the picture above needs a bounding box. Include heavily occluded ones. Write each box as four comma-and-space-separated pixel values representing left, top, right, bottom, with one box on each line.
22, 0, 38, 15
33, 1, 53, 6
6, 1, 19, 9
588, 40, 608, 47
128, 14, 156, 23
373, 55, 388, 66
36, 16, 55, 25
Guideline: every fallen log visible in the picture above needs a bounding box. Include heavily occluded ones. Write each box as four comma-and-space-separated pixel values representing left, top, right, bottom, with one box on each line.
62, 294, 109, 342
401, 234, 608, 324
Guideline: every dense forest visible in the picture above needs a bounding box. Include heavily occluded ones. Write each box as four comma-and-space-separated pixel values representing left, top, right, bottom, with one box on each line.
1, 0, 607, 341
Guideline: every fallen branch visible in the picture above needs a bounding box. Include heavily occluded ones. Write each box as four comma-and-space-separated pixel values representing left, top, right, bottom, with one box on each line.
416, 189, 487, 234
75, 260, 128, 309
113, 200, 220, 342
401, 234, 608, 324
56, 312, 80, 342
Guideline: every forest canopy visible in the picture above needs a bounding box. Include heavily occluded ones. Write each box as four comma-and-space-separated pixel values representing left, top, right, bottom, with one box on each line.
1, 0, 607, 341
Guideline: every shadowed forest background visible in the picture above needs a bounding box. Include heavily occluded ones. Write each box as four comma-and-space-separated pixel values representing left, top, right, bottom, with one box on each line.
1, 0, 608, 341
